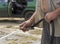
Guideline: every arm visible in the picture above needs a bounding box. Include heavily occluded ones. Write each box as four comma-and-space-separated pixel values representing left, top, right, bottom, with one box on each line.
19, 11, 36, 31
45, 7, 60, 23
29, 11, 36, 24
53, 7, 60, 15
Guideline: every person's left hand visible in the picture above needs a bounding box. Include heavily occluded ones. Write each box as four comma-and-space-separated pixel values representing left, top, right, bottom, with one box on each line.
45, 12, 58, 23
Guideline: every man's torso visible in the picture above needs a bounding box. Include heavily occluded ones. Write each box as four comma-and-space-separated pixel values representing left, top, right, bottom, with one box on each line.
36, 0, 60, 37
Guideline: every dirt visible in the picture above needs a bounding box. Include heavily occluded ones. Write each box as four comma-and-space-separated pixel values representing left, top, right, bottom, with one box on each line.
0, 21, 42, 44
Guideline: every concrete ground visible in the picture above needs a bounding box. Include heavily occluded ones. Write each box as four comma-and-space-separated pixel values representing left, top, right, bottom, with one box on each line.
0, 19, 42, 44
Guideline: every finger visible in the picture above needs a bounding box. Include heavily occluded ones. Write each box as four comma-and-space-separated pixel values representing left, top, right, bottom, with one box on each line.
19, 22, 25, 27
22, 28, 29, 32
20, 27, 28, 32
22, 23, 27, 29
20, 23, 26, 30
21, 27, 26, 32
45, 16, 47, 22
45, 16, 50, 23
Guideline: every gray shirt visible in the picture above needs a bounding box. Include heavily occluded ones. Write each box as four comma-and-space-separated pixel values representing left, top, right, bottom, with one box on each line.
36, 0, 60, 37
49, 0, 60, 37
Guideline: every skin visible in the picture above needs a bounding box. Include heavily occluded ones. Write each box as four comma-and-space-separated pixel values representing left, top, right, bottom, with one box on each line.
19, 11, 36, 32
19, 0, 60, 32
45, 7, 60, 23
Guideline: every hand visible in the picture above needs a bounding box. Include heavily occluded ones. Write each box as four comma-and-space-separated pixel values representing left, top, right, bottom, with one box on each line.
45, 12, 58, 23
19, 20, 32, 32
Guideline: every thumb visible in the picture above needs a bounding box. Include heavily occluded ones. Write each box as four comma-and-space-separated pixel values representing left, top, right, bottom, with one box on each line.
20, 24, 27, 32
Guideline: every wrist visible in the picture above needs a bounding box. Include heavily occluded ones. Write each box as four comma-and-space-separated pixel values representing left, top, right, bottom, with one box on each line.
28, 19, 34, 25
53, 7, 60, 16
26, 19, 32, 25
52, 11, 59, 17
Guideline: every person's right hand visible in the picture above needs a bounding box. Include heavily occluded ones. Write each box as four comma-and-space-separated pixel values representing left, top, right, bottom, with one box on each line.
19, 20, 32, 32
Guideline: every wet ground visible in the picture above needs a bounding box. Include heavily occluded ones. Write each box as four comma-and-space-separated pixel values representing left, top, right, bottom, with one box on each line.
0, 20, 42, 44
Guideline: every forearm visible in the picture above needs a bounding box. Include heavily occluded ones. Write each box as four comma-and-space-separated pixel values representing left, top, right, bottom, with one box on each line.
29, 11, 36, 24
53, 7, 60, 15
